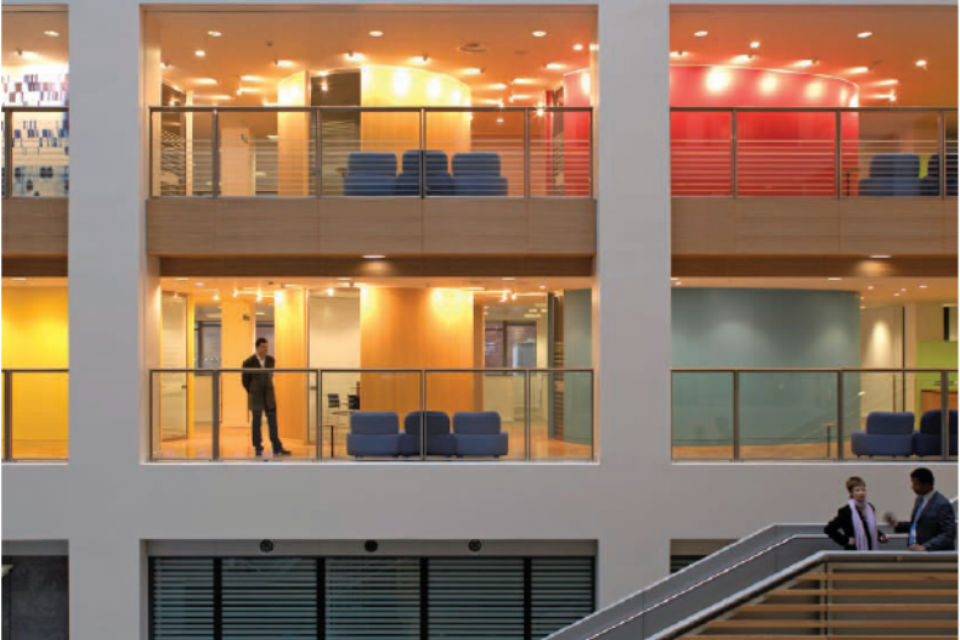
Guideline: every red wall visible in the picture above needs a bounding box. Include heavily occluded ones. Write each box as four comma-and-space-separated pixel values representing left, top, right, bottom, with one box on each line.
670, 66, 860, 196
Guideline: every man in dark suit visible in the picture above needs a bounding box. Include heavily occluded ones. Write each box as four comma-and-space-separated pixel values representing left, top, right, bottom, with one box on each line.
242, 338, 291, 457
884, 467, 956, 551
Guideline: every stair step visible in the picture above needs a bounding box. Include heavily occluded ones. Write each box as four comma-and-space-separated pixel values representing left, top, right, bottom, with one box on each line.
770, 588, 957, 597
797, 571, 956, 581
705, 619, 957, 629
738, 603, 956, 613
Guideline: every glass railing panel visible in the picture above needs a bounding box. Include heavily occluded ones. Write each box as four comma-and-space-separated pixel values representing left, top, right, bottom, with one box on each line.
218, 109, 315, 196
670, 110, 733, 196
323, 110, 420, 196
151, 110, 214, 196
529, 370, 593, 460
152, 370, 210, 460
671, 371, 734, 460
3, 370, 68, 460
736, 111, 837, 196
458, 109, 525, 197
842, 370, 904, 459
9, 110, 69, 197
945, 110, 957, 198
841, 110, 940, 197
529, 108, 592, 197
738, 371, 838, 460
321, 369, 422, 459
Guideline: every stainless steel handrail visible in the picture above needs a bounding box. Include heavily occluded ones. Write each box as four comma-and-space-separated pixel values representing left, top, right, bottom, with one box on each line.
148, 105, 594, 199
672, 367, 956, 462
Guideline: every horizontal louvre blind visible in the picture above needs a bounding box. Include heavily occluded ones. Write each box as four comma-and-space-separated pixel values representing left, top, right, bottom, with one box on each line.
152, 557, 215, 640
221, 558, 318, 639
428, 558, 524, 639
326, 557, 421, 640
530, 557, 594, 639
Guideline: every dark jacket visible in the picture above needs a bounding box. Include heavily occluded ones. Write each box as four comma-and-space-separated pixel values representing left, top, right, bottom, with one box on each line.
893, 491, 957, 551
242, 354, 276, 412
825, 503, 884, 550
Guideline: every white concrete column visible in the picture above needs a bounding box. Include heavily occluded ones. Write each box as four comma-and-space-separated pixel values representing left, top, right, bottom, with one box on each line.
68, 1, 146, 637
595, 0, 672, 605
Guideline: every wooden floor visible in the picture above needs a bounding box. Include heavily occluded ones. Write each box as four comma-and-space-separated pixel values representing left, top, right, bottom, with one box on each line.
155, 421, 593, 461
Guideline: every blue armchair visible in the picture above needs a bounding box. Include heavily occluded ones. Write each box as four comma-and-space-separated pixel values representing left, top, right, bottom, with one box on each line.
343, 152, 398, 196
913, 409, 958, 457
398, 411, 458, 456
859, 153, 922, 197
453, 411, 509, 457
395, 150, 455, 196
346, 411, 400, 457
920, 154, 958, 197
452, 153, 508, 196
851, 411, 915, 457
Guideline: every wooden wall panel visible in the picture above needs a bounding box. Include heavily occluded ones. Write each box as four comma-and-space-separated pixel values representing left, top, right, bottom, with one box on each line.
423, 199, 528, 253
2, 198, 68, 255
528, 198, 597, 254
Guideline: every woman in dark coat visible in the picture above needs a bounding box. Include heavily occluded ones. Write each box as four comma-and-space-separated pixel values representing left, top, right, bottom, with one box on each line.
825, 476, 888, 550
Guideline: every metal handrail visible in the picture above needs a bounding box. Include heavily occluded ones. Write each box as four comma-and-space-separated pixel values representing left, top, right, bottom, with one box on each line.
150, 367, 594, 462
671, 367, 956, 462
148, 105, 594, 199
671, 106, 958, 199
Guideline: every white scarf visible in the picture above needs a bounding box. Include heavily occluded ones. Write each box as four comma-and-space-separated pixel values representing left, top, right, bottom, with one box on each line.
848, 498, 879, 551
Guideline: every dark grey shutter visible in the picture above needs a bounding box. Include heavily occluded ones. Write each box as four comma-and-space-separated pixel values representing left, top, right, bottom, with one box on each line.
151, 557, 215, 639
428, 558, 525, 639
221, 558, 318, 639
530, 557, 594, 639
326, 557, 421, 639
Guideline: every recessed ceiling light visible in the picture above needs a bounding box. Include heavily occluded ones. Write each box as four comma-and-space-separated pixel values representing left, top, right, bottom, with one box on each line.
241, 75, 263, 82
195, 49, 206, 58
849, 66, 870, 74
573, 43, 584, 51
827, 277, 842, 281
363, 254, 385, 260
915, 59, 928, 68
893, 292, 901, 297
276, 59, 295, 68
194, 94, 232, 101
589, 43, 599, 52
43, 30, 60, 38
511, 78, 534, 85
694, 30, 708, 38
919, 284, 929, 289
11, 277, 27, 282
462, 68, 483, 75
674, 281, 683, 286
369, 30, 384, 38
875, 79, 898, 86
195, 282, 205, 287
794, 59, 816, 68
502, 277, 516, 281
732, 54, 755, 64
344, 52, 364, 62
670, 51, 688, 59
496, 117, 505, 124
236, 87, 260, 95
858, 31, 873, 39
510, 94, 532, 101
175, 277, 189, 282
207, 30, 222, 38
869, 254, 891, 259
17, 50, 39, 60
900, 288, 908, 292
488, 83, 508, 90
545, 62, 566, 70
160, 61, 172, 70
337, 277, 352, 281
193, 78, 218, 85
532, 30, 547, 38
410, 55, 430, 65
326, 288, 335, 296
867, 285, 874, 290
749, 41, 760, 49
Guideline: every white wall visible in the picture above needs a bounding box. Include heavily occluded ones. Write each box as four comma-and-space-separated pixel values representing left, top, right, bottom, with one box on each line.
309, 293, 361, 403
1, 3, 956, 640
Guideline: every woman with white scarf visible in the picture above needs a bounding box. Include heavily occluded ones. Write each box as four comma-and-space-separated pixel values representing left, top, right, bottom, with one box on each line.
825, 476, 888, 550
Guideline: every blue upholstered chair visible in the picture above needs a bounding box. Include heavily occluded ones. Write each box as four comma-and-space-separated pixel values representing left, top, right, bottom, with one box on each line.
452, 411, 509, 456
913, 409, 958, 457
859, 153, 922, 196
398, 411, 458, 456
851, 411, 915, 457
395, 150, 455, 196
346, 411, 400, 457
343, 152, 397, 196
920, 154, 958, 197
451, 153, 508, 196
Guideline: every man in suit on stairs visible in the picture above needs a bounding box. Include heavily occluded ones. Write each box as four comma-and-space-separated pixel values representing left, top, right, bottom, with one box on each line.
884, 467, 956, 551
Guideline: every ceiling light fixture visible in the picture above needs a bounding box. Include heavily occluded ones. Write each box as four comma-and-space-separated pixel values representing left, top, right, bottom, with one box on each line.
344, 52, 363, 62
16, 50, 39, 60
545, 62, 566, 70
532, 30, 547, 38
488, 83, 508, 90
875, 79, 899, 86
462, 67, 483, 75
496, 117, 505, 124
919, 284, 929, 289
195, 49, 206, 58
694, 30, 708, 38
749, 41, 760, 49
915, 59, 928, 68
869, 254, 892, 259
207, 30, 222, 38
589, 43, 599, 52
410, 54, 430, 65
369, 30, 384, 38
363, 254, 385, 260
795, 59, 816, 68
511, 77, 534, 85
827, 277, 842, 281
44, 30, 60, 38
849, 66, 870, 74
240, 75, 263, 82
573, 43, 584, 51
193, 78, 218, 85
670, 50, 688, 59
858, 31, 873, 39
160, 61, 171, 70
732, 54, 755, 64
275, 59, 295, 68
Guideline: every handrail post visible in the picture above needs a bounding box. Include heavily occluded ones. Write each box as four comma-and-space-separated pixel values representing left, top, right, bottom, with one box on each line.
836, 371, 845, 461
4, 108, 14, 198
211, 370, 220, 461
834, 110, 842, 198
315, 369, 322, 461
523, 108, 531, 198
315, 109, 323, 198
420, 370, 427, 461
524, 370, 532, 461
730, 109, 738, 198
940, 370, 949, 460
732, 371, 740, 460
149, 109, 155, 197
589, 108, 595, 198
419, 108, 426, 198
939, 109, 947, 199
3, 371, 12, 461
211, 108, 220, 198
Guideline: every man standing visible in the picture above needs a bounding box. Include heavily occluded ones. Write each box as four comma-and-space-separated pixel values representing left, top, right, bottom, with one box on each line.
242, 338, 291, 457
884, 467, 956, 551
